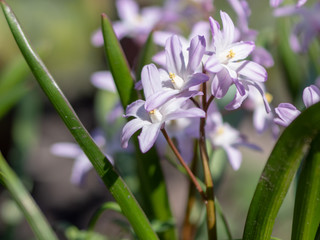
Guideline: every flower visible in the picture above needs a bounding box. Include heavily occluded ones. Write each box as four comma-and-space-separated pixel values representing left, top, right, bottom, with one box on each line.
204, 11, 267, 99
274, 85, 320, 127
144, 35, 209, 111
122, 64, 205, 153
206, 104, 260, 170
91, 0, 162, 46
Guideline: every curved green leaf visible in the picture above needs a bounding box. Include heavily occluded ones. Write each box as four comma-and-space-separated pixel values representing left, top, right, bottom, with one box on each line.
243, 101, 320, 240
0, 2, 158, 239
88, 202, 122, 231
0, 152, 58, 240
292, 134, 320, 240
101, 13, 176, 240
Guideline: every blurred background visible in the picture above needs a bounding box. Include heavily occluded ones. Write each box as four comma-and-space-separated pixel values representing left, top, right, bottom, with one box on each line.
0, 0, 317, 239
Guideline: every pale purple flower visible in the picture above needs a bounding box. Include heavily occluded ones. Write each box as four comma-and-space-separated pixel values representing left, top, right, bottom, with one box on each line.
91, 0, 162, 46
206, 104, 260, 170
122, 64, 205, 153
274, 3, 320, 52
274, 85, 320, 127
50, 131, 113, 186
205, 11, 267, 99
145, 35, 209, 111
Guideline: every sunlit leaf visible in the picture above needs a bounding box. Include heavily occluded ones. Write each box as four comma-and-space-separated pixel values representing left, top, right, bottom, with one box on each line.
243, 102, 320, 240
292, 135, 320, 240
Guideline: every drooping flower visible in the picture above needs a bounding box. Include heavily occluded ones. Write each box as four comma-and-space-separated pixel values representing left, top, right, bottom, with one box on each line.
205, 11, 267, 99
91, 0, 162, 46
274, 85, 320, 127
122, 64, 205, 153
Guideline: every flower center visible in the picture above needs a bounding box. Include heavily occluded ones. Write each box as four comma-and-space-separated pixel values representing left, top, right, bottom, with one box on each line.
169, 72, 184, 90
226, 49, 235, 59
149, 109, 163, 123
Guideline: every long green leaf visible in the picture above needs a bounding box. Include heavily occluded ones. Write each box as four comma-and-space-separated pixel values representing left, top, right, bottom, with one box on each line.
291, 134, 320, 240
101, 13, 176, 240
243, 101, 320, 240
0, 2, 158, 239
0, 152, 58, 240
101, 13, 137, 108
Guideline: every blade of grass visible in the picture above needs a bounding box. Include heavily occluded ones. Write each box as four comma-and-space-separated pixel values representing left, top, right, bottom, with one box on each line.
0, 2, 158, 239
0, 152, 58, 240
291, 134, 320, 240
243, 102, 320, 240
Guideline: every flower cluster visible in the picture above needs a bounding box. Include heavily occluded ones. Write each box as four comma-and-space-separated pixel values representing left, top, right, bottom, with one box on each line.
121, 10, 270, 170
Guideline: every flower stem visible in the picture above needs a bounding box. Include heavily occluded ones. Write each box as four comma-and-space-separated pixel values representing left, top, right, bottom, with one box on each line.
161, 129, 207, 203
200, 82, 217, 240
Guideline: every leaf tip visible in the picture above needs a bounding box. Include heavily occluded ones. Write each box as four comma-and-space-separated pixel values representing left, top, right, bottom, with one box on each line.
101, 13, 107, 19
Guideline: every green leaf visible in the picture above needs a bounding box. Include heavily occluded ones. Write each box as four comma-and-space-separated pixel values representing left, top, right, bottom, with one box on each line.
243, 102, 320, 240
291, 134, 320, 240
0, 152, 58, 240
88, 202, 122, 231
0, 2, 158, 240
101, 13, 176, 240
101, 13, 137, 108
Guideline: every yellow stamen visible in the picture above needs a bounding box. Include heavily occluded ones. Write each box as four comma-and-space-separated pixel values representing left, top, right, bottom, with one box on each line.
226, 49, 235, 59
265, 92, 273, 103
149, 109, 155, 114
169, 72, 176, 82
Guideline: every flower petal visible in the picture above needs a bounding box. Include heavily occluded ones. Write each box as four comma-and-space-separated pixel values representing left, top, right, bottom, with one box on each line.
165, 35, 186, 75
205, 56, 223, 73
141, 64, 162, 98
224, 146, 242, 170
220, 11, 235, 47
274, 103, 301, 127
302, 85, 320, 108
145, 89, 179, 112
138, 123, 162, 153
227, 41, 255, 61
230, 61, 267, 82
51, 143, 81, 158
122, 118, 150, 148
116, 0, 139, 21
91, 71, 116, 92
183, 73, 209, 90
125, 100, 148, 119
211, 70, 233, 98
187, 35, 206, 73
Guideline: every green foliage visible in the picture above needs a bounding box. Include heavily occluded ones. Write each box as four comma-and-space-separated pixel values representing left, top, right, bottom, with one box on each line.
243, 101, 320, 240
